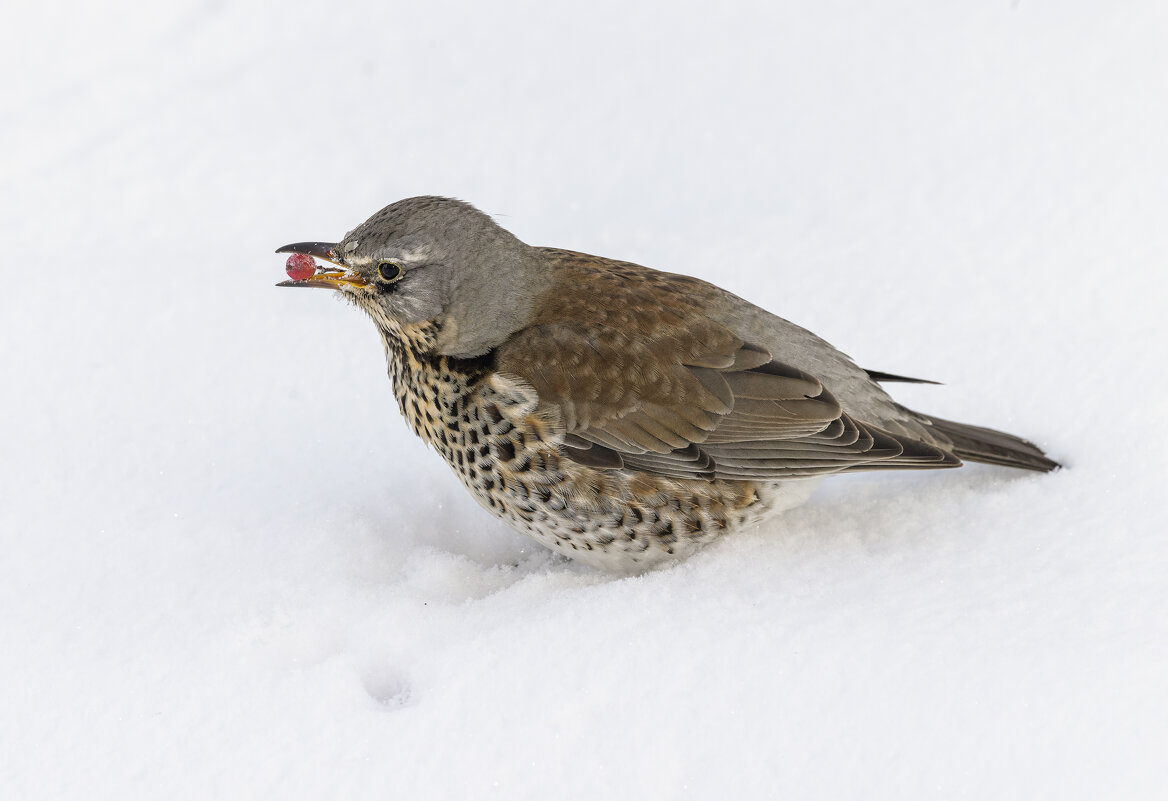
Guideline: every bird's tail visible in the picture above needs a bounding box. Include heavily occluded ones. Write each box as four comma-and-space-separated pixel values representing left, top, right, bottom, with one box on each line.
925, 415, 1061, 473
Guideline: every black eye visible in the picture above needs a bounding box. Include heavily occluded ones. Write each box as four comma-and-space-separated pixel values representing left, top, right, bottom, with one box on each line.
377, 261, 403, 282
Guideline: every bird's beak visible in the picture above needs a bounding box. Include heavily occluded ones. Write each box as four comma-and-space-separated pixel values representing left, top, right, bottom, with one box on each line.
274, 241, 369, 290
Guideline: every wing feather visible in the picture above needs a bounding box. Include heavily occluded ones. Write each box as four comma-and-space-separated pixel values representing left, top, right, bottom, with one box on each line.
492, 251, 964, 480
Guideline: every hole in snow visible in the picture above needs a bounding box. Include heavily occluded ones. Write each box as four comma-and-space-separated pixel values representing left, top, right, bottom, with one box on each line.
360, 668, 411, 709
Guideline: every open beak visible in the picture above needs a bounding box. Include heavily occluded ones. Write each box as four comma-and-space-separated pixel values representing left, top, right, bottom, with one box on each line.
274, 241, 369, 289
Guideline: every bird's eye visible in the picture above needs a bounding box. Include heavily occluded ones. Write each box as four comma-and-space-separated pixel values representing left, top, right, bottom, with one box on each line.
377, 261, 403, 282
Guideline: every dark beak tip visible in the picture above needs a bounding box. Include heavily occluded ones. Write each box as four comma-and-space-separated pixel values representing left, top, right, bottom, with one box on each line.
274, 241, 340, 259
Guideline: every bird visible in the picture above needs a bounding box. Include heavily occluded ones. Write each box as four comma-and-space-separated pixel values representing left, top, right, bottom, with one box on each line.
277, 196, 1059, 572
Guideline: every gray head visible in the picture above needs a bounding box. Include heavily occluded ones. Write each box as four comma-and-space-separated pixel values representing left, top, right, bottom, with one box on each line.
277, 196, 549, 357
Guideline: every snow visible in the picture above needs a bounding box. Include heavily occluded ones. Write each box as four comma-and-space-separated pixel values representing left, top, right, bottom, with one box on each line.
2, 1, 1166, 798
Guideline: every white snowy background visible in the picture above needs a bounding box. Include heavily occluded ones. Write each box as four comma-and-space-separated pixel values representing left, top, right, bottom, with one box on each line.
3, 1, 1166, 798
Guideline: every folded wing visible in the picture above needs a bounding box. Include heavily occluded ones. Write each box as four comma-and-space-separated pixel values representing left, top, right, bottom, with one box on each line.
494, 318, 959, 482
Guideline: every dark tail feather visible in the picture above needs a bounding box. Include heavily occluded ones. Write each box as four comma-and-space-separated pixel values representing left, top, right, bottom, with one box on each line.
926, 415, 1061, 473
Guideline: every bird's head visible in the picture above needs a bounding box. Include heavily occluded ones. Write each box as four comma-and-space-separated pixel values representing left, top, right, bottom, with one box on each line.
277, 196, 549, 358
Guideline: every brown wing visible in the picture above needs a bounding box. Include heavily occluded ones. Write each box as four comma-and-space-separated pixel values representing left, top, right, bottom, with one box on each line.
492, 250, 960, 481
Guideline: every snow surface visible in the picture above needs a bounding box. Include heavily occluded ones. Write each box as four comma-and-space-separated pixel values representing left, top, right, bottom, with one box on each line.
3, 1, 1167, 798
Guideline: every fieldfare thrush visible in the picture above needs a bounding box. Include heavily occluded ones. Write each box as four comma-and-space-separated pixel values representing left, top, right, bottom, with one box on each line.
277, 196, 1058, 572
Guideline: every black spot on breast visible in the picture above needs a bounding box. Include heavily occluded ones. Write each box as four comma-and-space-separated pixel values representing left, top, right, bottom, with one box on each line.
495, 440, 516, 462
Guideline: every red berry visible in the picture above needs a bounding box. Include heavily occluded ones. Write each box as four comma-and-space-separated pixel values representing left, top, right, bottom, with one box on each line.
285, 253, 316, 281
